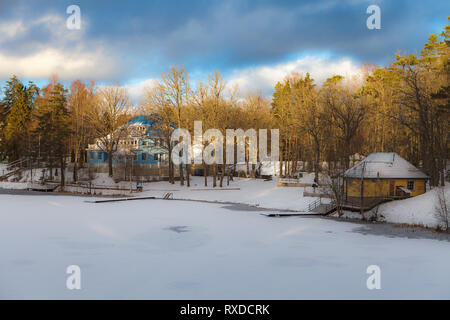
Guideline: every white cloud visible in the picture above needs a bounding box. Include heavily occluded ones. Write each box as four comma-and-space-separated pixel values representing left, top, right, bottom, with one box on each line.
226, 56, 362, 96
0, 20, 26, 40
124, 78, 158, 103
0, 48, 118, 79
119, 56, 362, 103
0, 13, 117, 80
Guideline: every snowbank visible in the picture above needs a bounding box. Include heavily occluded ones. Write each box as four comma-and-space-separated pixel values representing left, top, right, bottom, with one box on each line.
377, 186, 449, 228
0, 181, 29, 190
337, 186, 449, 229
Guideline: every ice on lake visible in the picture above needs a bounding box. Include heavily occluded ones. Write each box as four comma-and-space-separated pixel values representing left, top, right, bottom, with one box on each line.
0, 194, 449, 299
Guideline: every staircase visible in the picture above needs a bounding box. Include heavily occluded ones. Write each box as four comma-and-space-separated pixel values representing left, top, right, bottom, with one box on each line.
163, 192, 173, 200
307, 198, 336, 215
0, 158, 28, 181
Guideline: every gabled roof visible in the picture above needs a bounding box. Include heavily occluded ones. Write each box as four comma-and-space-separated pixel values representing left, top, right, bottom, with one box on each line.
128, 115, 157, 126
344, 152, 428, 179
127, 115, 177, 129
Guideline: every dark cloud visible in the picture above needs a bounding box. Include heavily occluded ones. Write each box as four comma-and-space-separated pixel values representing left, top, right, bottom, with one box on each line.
0, 0, 448, 81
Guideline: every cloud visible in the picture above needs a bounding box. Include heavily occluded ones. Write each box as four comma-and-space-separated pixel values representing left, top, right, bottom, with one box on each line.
0, 12, 120, 80
114, 56, 362, 102
124, 78, 158, 103
0, 20, 26, 40
226, 56, 362, 96
0, 47, 119, 80
0, 0, 448, 86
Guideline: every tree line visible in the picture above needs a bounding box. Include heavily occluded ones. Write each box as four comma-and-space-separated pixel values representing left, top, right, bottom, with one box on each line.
270, 20, 449, 187
0, 19, 448, 187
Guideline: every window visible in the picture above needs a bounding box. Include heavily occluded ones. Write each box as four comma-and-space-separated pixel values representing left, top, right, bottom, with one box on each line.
154, 154, 159, 161
89, 152, 94, 160
97, 152, 102, 160
407, 180, 415, 190
347, 179, 353, 187
142, 153, 147, 161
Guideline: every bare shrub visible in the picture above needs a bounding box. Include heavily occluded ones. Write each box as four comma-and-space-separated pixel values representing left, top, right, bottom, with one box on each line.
434, 187, 449, 232
320, 167, 345, 216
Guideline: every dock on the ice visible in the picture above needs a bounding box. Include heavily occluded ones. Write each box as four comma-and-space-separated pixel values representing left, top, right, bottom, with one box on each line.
85, 196, 156, 203
26, 183, 59, 192
260, 212, 319, 217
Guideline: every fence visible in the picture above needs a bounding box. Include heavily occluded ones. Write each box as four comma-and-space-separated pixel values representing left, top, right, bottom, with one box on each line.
66, 162, 179, 183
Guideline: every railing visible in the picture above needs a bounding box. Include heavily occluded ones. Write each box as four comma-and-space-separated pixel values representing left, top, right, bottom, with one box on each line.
323, 203, 337, 213
6, 158, 27, 170
308, 198, 322, 211
279, 178, 302, 184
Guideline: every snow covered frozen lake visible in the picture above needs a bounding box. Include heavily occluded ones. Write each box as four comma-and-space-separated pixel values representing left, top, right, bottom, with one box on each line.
0, 193, 449, 299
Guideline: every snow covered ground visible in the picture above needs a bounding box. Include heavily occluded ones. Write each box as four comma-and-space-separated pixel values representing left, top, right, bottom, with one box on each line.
0, 173, 319, 211
135, 176, 317, 211
337, 186, 450, 229
377, 186, 449, 228
0, 194, 449, 299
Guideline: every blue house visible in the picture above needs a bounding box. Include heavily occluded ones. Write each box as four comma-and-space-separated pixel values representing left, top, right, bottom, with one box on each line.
87, 116, 169, 165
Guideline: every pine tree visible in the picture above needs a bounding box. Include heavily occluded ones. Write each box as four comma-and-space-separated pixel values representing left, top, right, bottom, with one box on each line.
0, 76, 38, 161
34, 83, 71, 187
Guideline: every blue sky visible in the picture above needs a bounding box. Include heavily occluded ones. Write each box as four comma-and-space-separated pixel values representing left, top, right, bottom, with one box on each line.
0, 0, 448, 100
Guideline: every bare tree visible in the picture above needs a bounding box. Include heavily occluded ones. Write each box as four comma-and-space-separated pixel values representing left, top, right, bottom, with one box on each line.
320, 166, 346, 217
89, 86, 131, 177
67, 80, 95, 182
321, 76, 367, 168
142, 87, 176, 184
159, 66, 190, 186
434, 187, 449, 232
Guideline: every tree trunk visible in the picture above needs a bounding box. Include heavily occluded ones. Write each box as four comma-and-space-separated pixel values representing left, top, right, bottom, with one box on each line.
179, 163, 184, 186
73, 149, 78, 182
168, 141, 174, 184
219, 164, 224, 187
73, 162, 78, 182
360, 163, 365, 220
204, 162, 208, 187
279, 152, 283, 177
186, 164, 190, 187
170, 161, 174, 184
60, 155, 65, 189
108, 151, 113, 177
314, 141, 320, 183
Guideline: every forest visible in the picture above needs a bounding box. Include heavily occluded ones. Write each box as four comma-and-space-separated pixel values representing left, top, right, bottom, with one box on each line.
0, 20, 448, 188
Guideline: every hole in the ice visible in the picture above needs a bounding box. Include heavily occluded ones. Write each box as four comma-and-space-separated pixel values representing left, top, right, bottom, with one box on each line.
165, 226, 190, 233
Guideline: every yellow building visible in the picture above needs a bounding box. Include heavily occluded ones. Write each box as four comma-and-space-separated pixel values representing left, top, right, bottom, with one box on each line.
344, 152, 428, 201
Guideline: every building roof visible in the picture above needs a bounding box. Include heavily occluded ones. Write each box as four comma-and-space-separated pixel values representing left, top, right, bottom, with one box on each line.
128, 115, 177, 129
128, 115, 157, 127
344, 152, 428, 179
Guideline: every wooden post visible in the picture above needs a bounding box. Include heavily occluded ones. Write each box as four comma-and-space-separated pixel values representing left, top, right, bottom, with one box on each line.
360, 162, 365, 220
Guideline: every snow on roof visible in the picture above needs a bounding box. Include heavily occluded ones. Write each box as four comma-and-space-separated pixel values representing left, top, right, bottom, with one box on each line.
128, 115, 157, 126
344, 152, 428, 179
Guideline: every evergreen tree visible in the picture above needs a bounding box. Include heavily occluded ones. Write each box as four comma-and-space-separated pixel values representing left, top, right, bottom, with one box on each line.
0, 76, 38, 161
34, 83, 71, 187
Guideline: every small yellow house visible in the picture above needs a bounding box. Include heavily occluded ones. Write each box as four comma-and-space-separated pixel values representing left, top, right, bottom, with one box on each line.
344, 152, 428, 201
